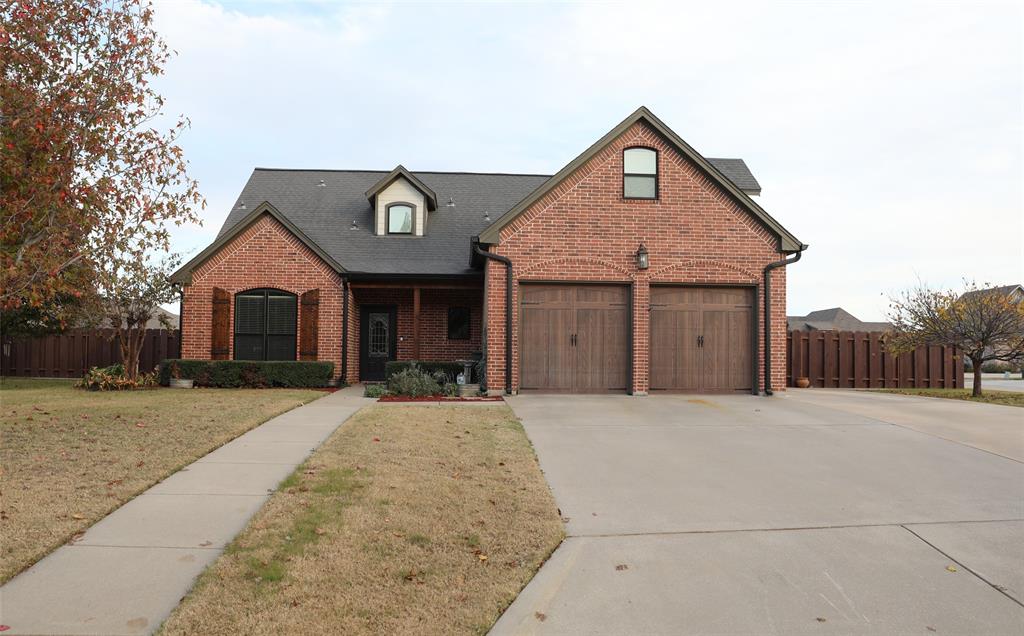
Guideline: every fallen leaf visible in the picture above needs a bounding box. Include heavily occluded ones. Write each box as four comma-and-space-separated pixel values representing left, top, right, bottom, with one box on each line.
71, 514, 85, 520
315, 527, 326, 535
135, 423, 145, 428
816, 617, 827, 623
291, 600, 300, 607
534, 612, 547, 622
477, 554, 488, 562
946, 565, 958, 573
0, 625, 10, 631
615, 564, 629, 571
372, 437, 381, 442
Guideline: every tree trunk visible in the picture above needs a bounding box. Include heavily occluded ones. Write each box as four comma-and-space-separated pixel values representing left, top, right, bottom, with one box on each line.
118, 326, 143, 380
971, 356, 984, 397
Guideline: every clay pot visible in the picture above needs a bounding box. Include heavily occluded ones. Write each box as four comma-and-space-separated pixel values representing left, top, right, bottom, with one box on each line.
796, 377, 811, 389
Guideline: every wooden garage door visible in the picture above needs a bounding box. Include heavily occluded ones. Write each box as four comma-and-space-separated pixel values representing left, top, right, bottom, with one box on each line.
649, 286, 754, 393
520, 284, 629, 393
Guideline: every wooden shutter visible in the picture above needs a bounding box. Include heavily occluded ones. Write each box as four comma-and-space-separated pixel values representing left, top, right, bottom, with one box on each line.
299, 289, 320, 361
211, 287, 231, 360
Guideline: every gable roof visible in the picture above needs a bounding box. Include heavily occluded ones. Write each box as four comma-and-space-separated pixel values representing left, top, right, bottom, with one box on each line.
787, 307, 891, 332
705, 158, 761, 195
960, 284, 1023, 302
365, 165, 438, 211
476, 106, 803, 252
170, 201, 346, 283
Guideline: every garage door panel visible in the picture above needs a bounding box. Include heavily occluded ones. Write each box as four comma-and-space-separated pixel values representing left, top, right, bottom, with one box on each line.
650, 308, 700, 390
650, 286, 753, 393
520, 284, 629, 393
581, 307, 628, 391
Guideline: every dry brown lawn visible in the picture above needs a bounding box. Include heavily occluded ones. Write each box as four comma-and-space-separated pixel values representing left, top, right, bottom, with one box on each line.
0, 378, 323, 583
160, 404, 564, 636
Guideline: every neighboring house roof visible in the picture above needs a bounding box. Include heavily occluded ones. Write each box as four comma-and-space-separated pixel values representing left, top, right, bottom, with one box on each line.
787, 307, 891, 332
959, 284, 1023, 303
88, 307, 179, 330
172, 107, 791, 281
476, 106, 803, 251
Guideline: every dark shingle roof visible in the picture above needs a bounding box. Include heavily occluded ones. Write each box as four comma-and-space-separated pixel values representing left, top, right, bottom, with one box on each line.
787, 307, 891, 332
706, 158, 761, 195
218, 169, 549, 276
212, 157, 762, 277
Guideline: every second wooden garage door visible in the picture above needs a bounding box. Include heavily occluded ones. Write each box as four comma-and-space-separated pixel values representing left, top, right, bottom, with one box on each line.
520, 284, 629, 393
649, 286, 755, 393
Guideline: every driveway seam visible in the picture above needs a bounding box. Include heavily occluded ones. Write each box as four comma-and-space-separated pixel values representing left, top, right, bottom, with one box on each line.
900, 524, 1024, 609
567, 518, 1024, 539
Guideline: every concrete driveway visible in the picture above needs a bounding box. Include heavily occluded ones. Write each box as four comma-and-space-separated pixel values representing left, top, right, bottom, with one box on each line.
491, 390, 1024, 635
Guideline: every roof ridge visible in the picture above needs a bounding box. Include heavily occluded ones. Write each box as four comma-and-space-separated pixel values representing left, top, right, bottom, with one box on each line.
252, 167, 553, 178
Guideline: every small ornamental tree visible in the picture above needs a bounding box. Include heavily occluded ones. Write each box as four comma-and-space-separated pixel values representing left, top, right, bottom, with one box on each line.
887, 281, 1024, 397
91, 252, 181, 380
1, 0, 202, 312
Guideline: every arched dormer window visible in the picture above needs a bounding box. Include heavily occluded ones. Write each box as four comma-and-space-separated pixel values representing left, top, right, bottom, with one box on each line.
386, 202, 414, 234
623, 147, 658, 200
234, 288, 297, 360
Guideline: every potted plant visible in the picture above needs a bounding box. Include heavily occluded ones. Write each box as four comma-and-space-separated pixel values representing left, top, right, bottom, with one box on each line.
168, 361, 194, 389
795, 377, 811, 388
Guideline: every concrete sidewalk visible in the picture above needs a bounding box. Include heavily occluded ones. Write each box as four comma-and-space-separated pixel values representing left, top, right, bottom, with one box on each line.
0, 386, 372, 636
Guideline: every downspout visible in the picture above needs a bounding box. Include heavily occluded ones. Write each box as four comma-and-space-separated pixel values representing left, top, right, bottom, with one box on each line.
176, 284, 185, 359
763, 247, 806, 395
473, 242, 513, 395
341, 276, 349, 383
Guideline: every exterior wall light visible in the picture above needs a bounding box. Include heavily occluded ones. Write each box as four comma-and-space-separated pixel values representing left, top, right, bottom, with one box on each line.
636, 242, 649, 270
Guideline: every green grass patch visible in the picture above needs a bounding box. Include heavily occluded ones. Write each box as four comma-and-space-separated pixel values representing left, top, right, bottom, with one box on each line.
873, 388, 1024, 408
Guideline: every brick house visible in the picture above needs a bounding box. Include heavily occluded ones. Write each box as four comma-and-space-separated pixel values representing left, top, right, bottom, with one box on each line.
171, 107, 806, 394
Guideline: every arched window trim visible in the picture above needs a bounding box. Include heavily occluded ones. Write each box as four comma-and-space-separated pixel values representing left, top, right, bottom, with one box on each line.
233, 288, 297, 361
623, 146, 659, 200
386, 201, 416, 235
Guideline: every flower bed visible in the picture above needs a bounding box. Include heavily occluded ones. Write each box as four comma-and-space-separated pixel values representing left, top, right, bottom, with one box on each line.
377, 394, 503, 403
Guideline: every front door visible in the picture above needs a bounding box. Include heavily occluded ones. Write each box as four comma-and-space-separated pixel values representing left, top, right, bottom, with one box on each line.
360, 305, 397, 382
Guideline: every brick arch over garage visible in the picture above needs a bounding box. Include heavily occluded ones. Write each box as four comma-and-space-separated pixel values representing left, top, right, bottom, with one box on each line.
650, 258, 760, 284
518, 256, 636, 281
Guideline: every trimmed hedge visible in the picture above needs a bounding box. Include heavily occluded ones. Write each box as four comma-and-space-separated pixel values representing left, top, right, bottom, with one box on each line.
384, 360, 467, 383
159, 359, 335, 388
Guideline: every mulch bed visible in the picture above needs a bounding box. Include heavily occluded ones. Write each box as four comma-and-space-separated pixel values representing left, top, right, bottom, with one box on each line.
377, 395, 504, 402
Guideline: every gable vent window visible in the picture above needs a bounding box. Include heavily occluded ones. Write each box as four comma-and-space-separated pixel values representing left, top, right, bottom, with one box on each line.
387, 203, 414, 234
234, 289, 297, 361
447, 307, 471, 340
623, 147, 658, 200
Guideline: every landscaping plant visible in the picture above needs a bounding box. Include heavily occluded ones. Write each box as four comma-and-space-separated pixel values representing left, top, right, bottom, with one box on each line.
888, 280, 1024, 396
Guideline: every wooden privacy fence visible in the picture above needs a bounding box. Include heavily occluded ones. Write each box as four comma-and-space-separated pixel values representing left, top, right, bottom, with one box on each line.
1, 329, 180, 378
787, 330, 963, 389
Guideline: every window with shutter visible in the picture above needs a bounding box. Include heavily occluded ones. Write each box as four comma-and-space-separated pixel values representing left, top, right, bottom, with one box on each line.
233, 289, 297, 361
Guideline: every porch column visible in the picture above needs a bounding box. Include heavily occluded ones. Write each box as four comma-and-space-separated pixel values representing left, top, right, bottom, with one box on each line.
412, 286, 421, 359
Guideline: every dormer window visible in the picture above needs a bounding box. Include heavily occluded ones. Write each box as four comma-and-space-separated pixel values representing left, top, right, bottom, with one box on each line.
387, 203, 414, 234
623, 147, 658, 200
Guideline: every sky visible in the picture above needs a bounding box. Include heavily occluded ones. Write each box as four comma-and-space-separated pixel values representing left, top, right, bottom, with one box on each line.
151, 0, 1023, 321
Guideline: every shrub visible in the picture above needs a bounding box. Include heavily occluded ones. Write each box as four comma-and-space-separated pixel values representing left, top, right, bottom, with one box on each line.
385, 360, 467, 384
77, 364, 157, 391
363, 383, 390, 398
158, 360, 335, 388
387, 364, 442, 397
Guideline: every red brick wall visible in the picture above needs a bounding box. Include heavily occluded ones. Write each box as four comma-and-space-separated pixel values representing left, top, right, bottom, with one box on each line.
181, 214, 344, 380
484, 120, 790, 394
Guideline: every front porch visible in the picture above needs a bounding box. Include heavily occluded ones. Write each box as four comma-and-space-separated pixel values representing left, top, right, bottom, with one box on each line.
343, 278, 484, 384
